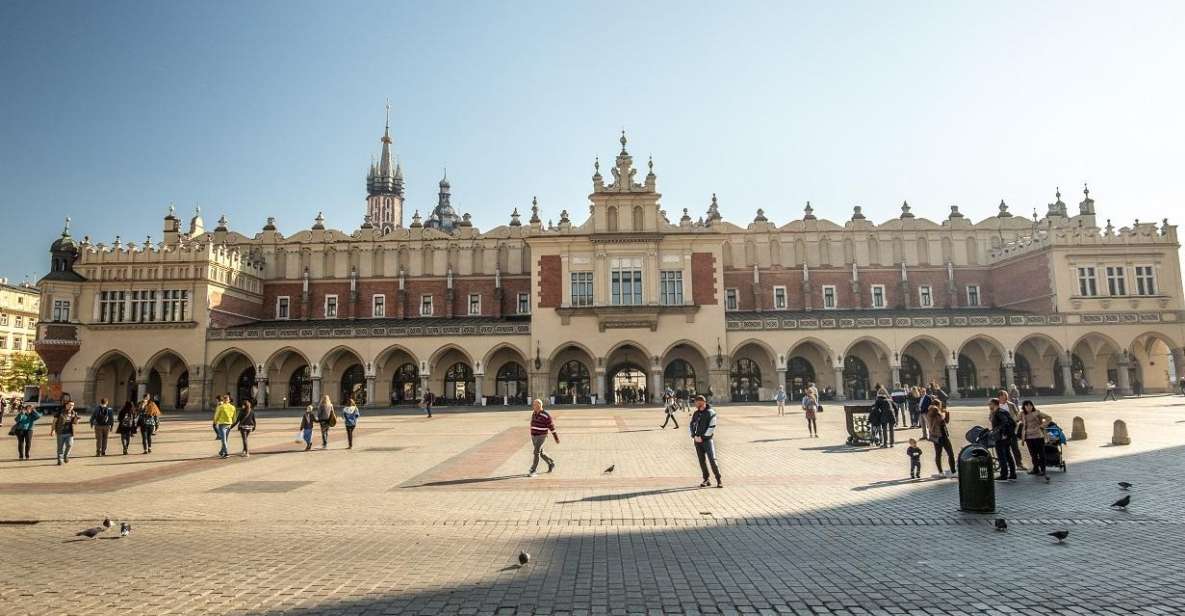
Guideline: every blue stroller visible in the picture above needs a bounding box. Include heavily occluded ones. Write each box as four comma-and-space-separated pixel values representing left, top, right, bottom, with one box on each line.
1044, 422, 1068, 472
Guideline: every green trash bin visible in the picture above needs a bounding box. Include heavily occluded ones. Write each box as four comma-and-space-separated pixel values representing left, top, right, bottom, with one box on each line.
957, 444, 995, 513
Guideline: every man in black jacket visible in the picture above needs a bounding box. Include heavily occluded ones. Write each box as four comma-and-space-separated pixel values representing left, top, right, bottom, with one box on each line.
989, 398, 1017, 481
89, 398, 115, 456
689, 395, 722, 488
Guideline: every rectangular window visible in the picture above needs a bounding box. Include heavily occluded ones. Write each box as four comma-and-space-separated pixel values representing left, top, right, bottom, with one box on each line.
725, 288, 738, 311
870, 284, 886, 309
52, 299, 71, 322
660, 271, 684, 306
1077, 267, 1098, 296
14, 316, 23, 328
571, 272, 594, 307
773, 286, 787, 310
276, 296, 290, 320
966, 285, 981, 307
420, 294, 434, 316
918, 285, 933, 308
372, 294, 385, 318
130, 290, 156, 322
517, 292, 530, 314
325, 295, 339, 318
468, 293, 481, 316
1106, 266, 1126, 296
1135, 265, 1157, 296
822, 285, 837, 309
160, 289, 189, 322
13, 337, 22, 350
0, 314, 7, 326
99, 290, 127, 323
0, 335, 6, 348
610, 257, 643, 306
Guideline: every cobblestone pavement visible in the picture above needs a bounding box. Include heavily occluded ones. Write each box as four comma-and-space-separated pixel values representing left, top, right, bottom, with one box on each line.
1, 395, 1183, 615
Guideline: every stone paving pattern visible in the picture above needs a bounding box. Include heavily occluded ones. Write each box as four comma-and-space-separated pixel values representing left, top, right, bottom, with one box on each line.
1, 395, 1183, 615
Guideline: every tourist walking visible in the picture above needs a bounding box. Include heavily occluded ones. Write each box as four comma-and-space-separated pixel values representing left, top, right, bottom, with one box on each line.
342, 397, 360, 449
917, 387, 937, 440
299, 406, 316, 451
316, 394, 335, 448
527, 398, 558, 477
1103, 380, 1119, 401
801, 391, 819, 437
997, 389, 1026, 470
1019, 400, 1052, 476
689, 394, 722, 488
115, 401, 137, 455
775, 386, 787, 416
878, 392, 897, 448
891, 385, 909, 426
138, 398, 160, 453
50, 401, 79, 465
907, 386, 922, 427
989, 398, 1017, 481
422, 389, 435, 418
230, 399, 257, 456
659, 394, 679, 429
906, 438, 923, 478
925, 403, 956, 475
12, 404, 42, 460
89, 398, 114, 456
213, 394, 237, 458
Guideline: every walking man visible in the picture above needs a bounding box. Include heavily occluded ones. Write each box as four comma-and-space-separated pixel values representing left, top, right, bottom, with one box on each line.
213, 394, 237, 459
660, 394, 680, 429
989, 398, 1017, 481
1103, 380, 1119, 401
423, 389, 435, 418
775, 385, 787, 416
689, 394, 722, 488
50, 401, 79, 465
89, 398, 114, 456
528, 398, 558, 477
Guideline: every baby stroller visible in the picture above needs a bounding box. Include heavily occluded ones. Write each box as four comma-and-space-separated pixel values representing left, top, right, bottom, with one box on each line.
1043, 422, 1068, 472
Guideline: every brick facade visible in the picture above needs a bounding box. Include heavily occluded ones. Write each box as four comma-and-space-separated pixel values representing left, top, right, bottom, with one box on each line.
691, 253, 716, 306
990, 250, 1054, 312
538, 255, 562, 308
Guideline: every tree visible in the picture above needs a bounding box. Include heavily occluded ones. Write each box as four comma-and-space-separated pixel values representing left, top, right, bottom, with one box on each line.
0, 352, 47, 393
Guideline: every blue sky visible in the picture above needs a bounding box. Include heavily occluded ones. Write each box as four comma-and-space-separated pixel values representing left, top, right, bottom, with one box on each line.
2, 1, 1183, 281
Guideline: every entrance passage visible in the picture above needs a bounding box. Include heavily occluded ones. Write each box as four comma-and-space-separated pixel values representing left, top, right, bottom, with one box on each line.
611, 366, 647, 404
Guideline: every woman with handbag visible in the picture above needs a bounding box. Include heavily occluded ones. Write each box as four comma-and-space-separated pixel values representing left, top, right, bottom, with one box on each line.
115, 401, 137, 455
925, 403, 956, 476
231, 400, 257, 457
316, 394, 335, 449
11, 404, 42, 460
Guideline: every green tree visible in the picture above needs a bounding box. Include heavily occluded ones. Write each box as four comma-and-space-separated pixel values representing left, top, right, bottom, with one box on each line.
0, 352, 47, 392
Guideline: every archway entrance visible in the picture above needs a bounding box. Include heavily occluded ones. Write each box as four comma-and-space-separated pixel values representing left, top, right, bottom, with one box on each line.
899, 354, 924, 388
91, 352, 136, 409
731, 358, 762, 402
663, 359, 697, 399
390, 362, 420, 404
610, 365, 647, 404
144, 351, 188, 410
556, 359, 591, 403
340, 364, 366, 405
495, 362, 528, 404
787, 356, 815, 399
843, 355, 870, 400
443, 362, 475, 404
288, 366, 312, 407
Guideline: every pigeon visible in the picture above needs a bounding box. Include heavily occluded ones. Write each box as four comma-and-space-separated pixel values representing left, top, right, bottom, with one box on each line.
1111, 495, 1131, 510
1118, 482, 1133, 490
1048, 530, 1069, 543
994, 519, 1007, 532
76, 518, 114, 539
119, 522, 131, 537
603, 465, 615, 474
517, 551, 530, 566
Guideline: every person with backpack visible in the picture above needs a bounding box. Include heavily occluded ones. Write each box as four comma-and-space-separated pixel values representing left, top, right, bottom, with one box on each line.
138, 398, 160, 454
89, 398, 115, 456
989, 398, 1017, 481
115, 401, 137, 455
316, 394, 335, 448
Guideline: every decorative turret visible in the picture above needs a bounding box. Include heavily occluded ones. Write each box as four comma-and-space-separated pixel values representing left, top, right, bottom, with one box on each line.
706, 193, 722, 224
1079, 183, 1095, 215
215, 214, 229, 232
1047, 187, 1068, 218
509, 208, 522, 227
163, 204, 181, 245
602, 131, 651, 193
365, 101, 405, 233
188, 206, 205, 237
949, 205, 964, 219
753, 208, 768, 223
425, 170, 461, 233
312, 211, 325, 230
852, 205, 866, 220
900, 200, 914, 219
529, 196, 541, 224
410, 209, 422, 228
997, 199, 1012, 217
263, 216, 277, 231
803, 201, 816, 220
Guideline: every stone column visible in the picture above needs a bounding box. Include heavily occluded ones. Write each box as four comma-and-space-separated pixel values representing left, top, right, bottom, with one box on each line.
311, 377, 322, 404
650, 367, 663, 403
1117, 359, 1132, 395
832, 365, 845, 401
419, 374, 430, 400
1003, 363, 1015, 390
365, 376, 377, 407
255, 377, 269, 408
777, 368, 787, 395
136, 381, 147, 401
596, 371, 607, 405
890, 364, 901, 388
473, 372, 484, 405
946, 364, 961, 399
1061, 355, 1075, 396
1172, 348, 1185, 389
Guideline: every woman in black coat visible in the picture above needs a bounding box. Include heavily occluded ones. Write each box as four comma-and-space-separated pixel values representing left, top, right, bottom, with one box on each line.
115, 401, 137, 455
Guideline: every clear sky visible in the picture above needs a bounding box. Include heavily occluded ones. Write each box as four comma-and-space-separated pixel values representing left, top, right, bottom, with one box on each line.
2, 1, 1183, 282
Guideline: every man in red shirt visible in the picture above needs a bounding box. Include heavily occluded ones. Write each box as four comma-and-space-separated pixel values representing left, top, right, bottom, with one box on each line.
528, 398, 559, 477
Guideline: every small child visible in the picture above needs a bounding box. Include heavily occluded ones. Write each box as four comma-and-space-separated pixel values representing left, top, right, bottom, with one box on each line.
299, 405, 316, 451
906, 438, 923, 478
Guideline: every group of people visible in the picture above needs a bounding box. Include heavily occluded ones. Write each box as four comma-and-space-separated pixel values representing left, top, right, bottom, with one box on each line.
6, 395, 162, 464
988, 392, 1054, 480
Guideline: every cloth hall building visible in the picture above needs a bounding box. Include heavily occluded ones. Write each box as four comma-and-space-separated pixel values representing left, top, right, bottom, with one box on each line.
33, 126, 1185, 411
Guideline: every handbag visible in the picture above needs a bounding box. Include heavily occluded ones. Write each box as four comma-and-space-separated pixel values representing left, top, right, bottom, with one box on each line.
7, 425, 16, 436
328, 411, 338, 428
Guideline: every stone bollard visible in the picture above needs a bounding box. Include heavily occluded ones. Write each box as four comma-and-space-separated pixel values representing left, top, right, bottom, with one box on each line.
1070, 416, 1088, 441
1111, 419, 1131, 446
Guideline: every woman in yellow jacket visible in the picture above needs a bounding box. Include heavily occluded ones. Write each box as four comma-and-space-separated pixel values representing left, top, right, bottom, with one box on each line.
212, 395, 237, 459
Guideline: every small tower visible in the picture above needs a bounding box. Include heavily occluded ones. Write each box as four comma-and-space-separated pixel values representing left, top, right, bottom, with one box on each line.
425, 170, 461, 234
48, 217, 81, 277
366, 101, 405, 234
1046, 187, 1068, 218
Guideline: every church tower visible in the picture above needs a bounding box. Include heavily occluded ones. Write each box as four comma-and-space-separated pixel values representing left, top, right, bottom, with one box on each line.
366, 101, 404, 234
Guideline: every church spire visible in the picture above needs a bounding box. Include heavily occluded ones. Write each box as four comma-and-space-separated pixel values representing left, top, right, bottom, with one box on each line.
366, 100, 405, 233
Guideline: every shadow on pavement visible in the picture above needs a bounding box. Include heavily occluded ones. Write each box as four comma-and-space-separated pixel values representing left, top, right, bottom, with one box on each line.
407, 474, 526, 488
555, 486, 703, 504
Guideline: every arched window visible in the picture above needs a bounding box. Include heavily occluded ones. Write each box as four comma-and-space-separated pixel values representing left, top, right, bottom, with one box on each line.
340, 364, 366, 406
632, 206, 644, 231
288, 365, 312, 407
1007, 355, 1032, 391
444, 362, 475, 404
899, 354, 923, 387
843, 355, 870, 400
391, 362, 419, 404
663, 359, 697, 398
237, 367, 256, 406
787, 356, 815, 399
956, 353, 978, 394
556, 360, 590, 399
730, 358, 761, 402
1054, 354, 1088, 393
606, 206, 619, 232
495, 362, 527, 403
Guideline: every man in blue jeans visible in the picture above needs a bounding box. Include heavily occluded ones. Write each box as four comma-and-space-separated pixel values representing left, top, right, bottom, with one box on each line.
212, 395, 237, 459
689, 395, 722, 488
